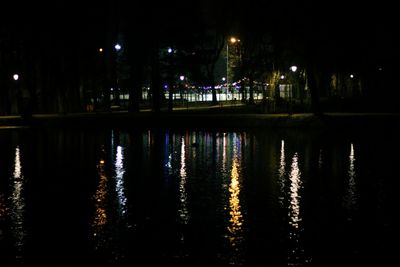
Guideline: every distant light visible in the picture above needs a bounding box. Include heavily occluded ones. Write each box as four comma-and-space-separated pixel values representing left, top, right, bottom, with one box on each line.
378, 67, 383, 71
110, 88, 114, 91
230, 37, 239, 43
280, 75, 285, 79
167, 48, 173, 53
114, 44, 121, 51
99, 48, 103, 53
222, 77, 226, 81
179, 75, 185, 81
13, 74, 19, 81
350, 74, 354, 78
290, 66, 297, 72
164, 84, 168, 89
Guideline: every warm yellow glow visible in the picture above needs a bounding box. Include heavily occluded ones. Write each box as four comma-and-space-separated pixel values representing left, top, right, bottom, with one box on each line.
227, 137, 243, 248
230, 37, 238, 43
99, 48, 103, 53
92, 156, 109, 247
179, 137, 189, 225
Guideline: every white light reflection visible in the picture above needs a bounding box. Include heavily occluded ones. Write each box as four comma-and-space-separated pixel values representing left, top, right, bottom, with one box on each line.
10, 146, 26, 258
287, 153, 306, 265
278, 140, 286, 205
226, 135, 244, 262
179, 137, 189, 225
115, 146, 127, 216
289, 153, 302, 229
343, 143, 357, 211
222, 133, 227, 175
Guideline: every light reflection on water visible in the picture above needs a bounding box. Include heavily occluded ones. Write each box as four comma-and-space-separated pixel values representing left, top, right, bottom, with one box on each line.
92, 149, 109, 249
115, 146, 127, 217
289, 153, 302, 230
278, 140, 286, 205
226, 134, 245, 264
287, 153, 304, 265
90, 131, 131, 262
343, 143, 357, 213
10, 146, 26, 259
222, 133, 228, 176
2, 128, 395, 266
179, 137, 189, 226
278, 142, 306, 265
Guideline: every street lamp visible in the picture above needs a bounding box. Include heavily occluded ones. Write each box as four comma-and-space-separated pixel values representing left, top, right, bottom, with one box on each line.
13, 74, 19, 81
227, 37, 239, 102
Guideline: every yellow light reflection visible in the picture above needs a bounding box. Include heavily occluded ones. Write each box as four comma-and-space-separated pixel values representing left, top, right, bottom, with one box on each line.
11, 146, 26, 257
289, 153, 302, 229
115, 146, 127, 216
227, 137, 243, 249
179, 137, 189, 225
92, 154, 109, 247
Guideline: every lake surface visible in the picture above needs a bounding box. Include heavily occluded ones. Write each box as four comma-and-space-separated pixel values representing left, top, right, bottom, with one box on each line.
0, 126, 398, 266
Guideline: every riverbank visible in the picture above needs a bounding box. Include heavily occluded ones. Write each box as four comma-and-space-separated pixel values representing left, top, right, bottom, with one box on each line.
1, 110, 400, 130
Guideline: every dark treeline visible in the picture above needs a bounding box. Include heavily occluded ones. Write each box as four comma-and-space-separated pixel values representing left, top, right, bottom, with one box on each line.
0, 0, 398, 116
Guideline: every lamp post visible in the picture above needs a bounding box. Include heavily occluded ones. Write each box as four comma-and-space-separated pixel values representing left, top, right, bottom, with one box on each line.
227, 37, 239, 103
289, 66, 298, 114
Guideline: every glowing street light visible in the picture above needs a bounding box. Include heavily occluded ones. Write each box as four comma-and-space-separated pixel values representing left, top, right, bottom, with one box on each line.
227, 37, 240, 102
230, 37, 238, 44
167, 48, 173, 53
290, 66, 298, 72
114, 43, 121, 51
99, 48, 103, 53
179, 75, 185, 81
13, 74, 19, 81
350, 74, 354, 79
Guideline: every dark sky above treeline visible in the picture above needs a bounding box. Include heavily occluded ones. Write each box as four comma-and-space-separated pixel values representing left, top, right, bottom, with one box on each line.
1, 0, 398, 63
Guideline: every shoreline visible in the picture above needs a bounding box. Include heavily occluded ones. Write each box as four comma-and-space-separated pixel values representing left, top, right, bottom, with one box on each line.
1, 111, 400, 130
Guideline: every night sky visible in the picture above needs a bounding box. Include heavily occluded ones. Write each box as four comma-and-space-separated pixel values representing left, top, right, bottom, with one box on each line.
3, 0, 397, 60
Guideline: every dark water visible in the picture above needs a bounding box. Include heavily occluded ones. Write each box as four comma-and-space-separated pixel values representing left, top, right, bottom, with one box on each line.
0, 126, 398, 266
